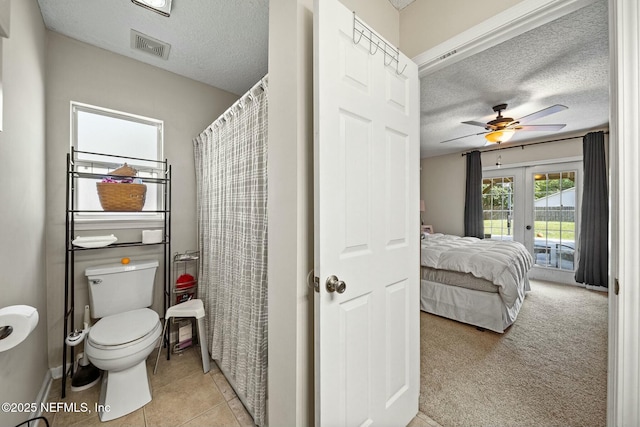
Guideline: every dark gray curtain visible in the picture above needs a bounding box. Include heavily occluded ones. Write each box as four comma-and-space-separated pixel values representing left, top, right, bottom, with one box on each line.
575, 131, 608, 287
464, 150, 484, 238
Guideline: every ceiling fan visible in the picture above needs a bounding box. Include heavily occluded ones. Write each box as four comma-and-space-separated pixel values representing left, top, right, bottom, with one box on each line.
440, 103, 568, 144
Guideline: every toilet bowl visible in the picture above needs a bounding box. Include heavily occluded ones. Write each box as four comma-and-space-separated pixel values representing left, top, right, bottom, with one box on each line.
85, 308, 162, 421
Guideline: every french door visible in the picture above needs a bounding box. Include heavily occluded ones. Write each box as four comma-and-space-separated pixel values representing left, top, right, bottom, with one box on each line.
483, 161, 582, 284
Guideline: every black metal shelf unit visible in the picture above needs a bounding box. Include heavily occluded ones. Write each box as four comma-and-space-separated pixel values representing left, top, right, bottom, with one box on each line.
62, 148, 171, 398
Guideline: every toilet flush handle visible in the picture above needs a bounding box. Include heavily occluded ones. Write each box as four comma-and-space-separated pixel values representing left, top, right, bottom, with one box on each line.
89, 279, 102, 285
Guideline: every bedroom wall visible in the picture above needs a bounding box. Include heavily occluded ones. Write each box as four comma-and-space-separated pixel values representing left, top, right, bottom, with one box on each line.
0, 1, 49, 426
420, 135, 586, 236
44, 31, 238, 369
399, 0, 524, 58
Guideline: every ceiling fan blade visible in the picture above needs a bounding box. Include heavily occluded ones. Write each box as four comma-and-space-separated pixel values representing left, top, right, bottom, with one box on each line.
517, 104, 568, 124
462, 120, 488, 128
439, 131, 487, 143
514, 124, 567, 131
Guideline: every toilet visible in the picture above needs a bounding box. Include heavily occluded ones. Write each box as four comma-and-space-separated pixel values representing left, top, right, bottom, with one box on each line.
84, 260, 162, 422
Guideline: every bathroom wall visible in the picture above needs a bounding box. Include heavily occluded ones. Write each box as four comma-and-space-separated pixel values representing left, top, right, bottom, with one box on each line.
0, 1, 50, 426
44, 32, 238, 369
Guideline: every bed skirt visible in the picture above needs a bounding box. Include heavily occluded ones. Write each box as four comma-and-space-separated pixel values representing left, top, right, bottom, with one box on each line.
420, 276, 530, 333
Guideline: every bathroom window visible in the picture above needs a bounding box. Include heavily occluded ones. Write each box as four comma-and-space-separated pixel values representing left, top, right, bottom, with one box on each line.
71, 102, 164, 228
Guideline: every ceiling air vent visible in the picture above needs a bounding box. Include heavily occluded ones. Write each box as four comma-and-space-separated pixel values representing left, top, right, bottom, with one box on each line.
131, 29, 171, 60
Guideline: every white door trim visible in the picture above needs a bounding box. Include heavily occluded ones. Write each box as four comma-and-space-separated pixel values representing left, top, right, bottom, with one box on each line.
412, 0, 599, 77
413, 0, 640, 425
609, 0, 639, 424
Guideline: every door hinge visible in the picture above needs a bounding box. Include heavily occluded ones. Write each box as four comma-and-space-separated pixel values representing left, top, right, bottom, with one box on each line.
314, 276, 320, 293
615, 278, 619, 295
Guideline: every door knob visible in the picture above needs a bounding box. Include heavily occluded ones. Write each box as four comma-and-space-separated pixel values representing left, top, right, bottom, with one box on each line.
526, 225, 532, 230
326, 275, 347, 294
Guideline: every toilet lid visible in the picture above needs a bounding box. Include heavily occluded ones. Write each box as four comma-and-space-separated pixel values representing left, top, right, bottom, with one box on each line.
90, 308, 159, 346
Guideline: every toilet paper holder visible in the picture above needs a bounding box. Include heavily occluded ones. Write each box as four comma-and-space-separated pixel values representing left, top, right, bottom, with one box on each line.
0, 305, 39, 352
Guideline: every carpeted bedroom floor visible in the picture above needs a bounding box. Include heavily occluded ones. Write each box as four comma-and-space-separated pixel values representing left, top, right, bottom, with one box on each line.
419, 279, 608, 427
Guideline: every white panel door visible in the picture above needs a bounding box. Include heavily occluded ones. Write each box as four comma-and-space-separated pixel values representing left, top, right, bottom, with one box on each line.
314, 1, 420, 426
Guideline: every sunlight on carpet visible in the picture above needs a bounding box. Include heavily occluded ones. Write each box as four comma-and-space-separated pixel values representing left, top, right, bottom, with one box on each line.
419, 280, 607, 427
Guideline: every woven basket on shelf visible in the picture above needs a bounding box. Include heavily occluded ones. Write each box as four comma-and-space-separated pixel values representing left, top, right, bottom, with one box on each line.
96, 163, 147, 212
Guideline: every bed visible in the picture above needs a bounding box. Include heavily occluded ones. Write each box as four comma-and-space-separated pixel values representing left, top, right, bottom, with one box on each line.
420, 233, 533, 333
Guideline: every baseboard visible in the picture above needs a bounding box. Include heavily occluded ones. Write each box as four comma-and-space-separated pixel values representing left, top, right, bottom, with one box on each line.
50, 362, 73, 380
586, 284, 608, 293
564, 281, 609, 293
28, 370, 52, 420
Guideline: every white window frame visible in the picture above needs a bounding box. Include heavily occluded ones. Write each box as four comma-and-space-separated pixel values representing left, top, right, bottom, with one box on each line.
71, 102, 165, 230
482, 175, 517, 241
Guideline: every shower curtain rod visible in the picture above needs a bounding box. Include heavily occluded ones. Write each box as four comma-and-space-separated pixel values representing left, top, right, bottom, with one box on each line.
208, 75, 268, 129
460, 130, 609, 156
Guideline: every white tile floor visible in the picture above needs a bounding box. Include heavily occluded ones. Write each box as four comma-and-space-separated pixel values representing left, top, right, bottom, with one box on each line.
40, 347, 255, 427
38, 346, 440, 427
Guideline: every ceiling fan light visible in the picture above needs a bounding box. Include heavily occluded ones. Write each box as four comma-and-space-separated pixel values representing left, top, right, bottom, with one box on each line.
485, 129, 515, 144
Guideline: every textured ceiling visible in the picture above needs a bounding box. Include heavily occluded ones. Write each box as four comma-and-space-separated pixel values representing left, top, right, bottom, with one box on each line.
387, 0, 416, 11
37, 0, 268, 95
420, 0, 609, 158
37, 0, 608, 151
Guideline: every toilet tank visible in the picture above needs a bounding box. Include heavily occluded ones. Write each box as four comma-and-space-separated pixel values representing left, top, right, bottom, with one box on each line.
85, 260, 159, 318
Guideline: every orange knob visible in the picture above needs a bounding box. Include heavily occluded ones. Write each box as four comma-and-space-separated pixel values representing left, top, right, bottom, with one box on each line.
121, 257, 130, 265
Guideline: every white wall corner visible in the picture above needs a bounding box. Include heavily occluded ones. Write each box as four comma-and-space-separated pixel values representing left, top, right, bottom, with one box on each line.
609, 0, 640, 425
267, 0, 313, 426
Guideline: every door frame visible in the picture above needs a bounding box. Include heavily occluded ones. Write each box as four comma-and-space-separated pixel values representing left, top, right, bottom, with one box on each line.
413, 0, 639, 424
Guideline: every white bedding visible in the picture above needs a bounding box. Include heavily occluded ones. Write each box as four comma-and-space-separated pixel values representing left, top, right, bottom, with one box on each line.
421, 234, 533, 308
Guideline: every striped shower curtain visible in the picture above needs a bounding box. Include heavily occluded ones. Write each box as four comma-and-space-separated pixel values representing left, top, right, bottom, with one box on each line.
193, 77, 268, 426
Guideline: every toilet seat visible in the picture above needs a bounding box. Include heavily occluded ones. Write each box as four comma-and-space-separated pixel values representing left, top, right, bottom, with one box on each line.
89, 308, 160, 350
